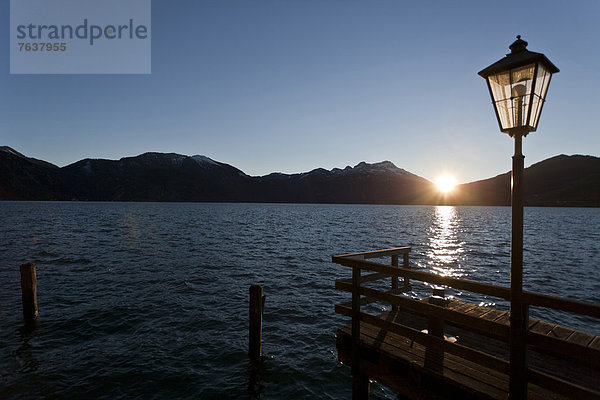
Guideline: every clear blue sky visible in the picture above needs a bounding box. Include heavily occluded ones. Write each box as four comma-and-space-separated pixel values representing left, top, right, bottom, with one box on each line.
1, 0, 599, 183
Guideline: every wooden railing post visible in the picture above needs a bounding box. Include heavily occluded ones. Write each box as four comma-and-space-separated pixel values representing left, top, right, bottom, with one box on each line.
352, 263, 369, 399
20, 263, 38, 325
403, 252, 410, 289
249, 285, 265, 363
391, 255, 398, 311
425, 288, 445, 372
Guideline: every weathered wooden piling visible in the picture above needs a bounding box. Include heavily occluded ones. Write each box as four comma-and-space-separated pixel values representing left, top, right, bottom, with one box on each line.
249, 285, 265, 362
20, 263, 38, 324
352, 374, 370, 400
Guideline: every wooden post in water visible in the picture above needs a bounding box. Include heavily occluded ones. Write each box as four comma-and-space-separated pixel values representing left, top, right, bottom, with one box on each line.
249, 285, 265, 363
20, 263, 38, 324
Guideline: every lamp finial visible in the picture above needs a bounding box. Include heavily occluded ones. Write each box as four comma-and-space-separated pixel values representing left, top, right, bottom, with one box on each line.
509, 35, 528, 53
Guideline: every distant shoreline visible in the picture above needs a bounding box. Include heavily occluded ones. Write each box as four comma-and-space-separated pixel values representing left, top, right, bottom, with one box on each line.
1, 200, 598, 208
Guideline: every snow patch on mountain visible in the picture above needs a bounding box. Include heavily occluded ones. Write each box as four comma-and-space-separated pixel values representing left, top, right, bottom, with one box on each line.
329, 161, 411, 176
83, 160, 92, 174
160, 153, 187, 166
191, 155, 218, 166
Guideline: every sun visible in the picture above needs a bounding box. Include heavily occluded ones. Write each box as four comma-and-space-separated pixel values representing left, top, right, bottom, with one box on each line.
435, 174, 456, 193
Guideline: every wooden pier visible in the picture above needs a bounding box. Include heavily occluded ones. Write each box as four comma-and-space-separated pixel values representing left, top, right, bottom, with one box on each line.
333, 247, 600, 400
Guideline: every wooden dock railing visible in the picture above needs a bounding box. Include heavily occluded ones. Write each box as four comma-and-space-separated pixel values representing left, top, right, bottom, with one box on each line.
333, 247, 600, 400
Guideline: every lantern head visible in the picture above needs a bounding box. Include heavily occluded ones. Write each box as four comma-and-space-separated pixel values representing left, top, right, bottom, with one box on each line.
478, 36, 559, 136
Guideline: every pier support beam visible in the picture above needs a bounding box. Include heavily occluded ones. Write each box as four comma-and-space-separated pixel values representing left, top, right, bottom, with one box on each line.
20, 263, 38, 325
352, 373, 370, 400
425, 288, 445, 372
351, 265, 370, 399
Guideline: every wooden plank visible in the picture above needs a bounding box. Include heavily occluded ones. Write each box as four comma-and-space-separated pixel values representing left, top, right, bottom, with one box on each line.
349, 327, 501, 400
358, 310, 510, 374
528, 329, 600, 368
347, 305, 600, 386
335, 303, 353, 317
338, 323, 573, 400
548, 325, 572, 340
566, 330, 595, 347
356, 286, 510, 341
493, 313, 510, 325
528, 345, 599, 389
336, 272, 391, 286
340, 296, 600, 367
464, 306, 492, 318
528, 318, 540, 328
523, 291, 600, 319
340, 322, 584, 400
480, 309, 506, 322
334, 246, 411, 260
334, 252, 600, 320
332, 256, 511, 300
446, 300, 479, 314
589, 336, 600, 351
335, 287, 413, 315
338, 324, 510, 399
528, 368, 600, 400
529, 320, 554, 335
339, 321, 594, 400
337, 332, 494, 400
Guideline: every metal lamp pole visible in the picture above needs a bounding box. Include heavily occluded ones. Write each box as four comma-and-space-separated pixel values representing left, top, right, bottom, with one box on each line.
510, 130, 527, 399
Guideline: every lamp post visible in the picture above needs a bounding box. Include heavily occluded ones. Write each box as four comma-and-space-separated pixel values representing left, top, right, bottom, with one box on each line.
478, 36, 559, 400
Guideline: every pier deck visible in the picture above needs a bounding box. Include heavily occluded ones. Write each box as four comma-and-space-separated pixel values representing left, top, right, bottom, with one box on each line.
333, 247, 600, 399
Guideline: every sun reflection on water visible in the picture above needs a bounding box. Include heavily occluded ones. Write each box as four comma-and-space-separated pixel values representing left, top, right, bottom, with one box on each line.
427, 206, 465, 277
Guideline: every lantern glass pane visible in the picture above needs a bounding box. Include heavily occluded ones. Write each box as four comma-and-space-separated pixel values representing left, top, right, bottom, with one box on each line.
495, 99, 512, 130
489, 70, 511, 101
531, 63, 551, 129
487, 63, 536, 131
488, 71, 512, 129
510, 64, 535, 128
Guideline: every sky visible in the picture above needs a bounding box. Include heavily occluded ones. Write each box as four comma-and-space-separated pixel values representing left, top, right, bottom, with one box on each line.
1, 0, 599, 183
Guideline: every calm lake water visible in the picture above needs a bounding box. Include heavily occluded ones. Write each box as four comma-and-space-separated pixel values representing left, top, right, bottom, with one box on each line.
1, 202, 599, 399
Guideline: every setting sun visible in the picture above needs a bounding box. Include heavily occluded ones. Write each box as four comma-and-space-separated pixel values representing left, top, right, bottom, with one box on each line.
435, 174, 457, 193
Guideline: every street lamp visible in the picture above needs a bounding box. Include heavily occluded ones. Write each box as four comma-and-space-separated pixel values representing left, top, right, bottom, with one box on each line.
479, 36, 559, 136
478, 36, 559, 400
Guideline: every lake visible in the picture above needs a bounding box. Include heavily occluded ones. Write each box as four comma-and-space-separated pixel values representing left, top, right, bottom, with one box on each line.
1, 202, 599, 399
